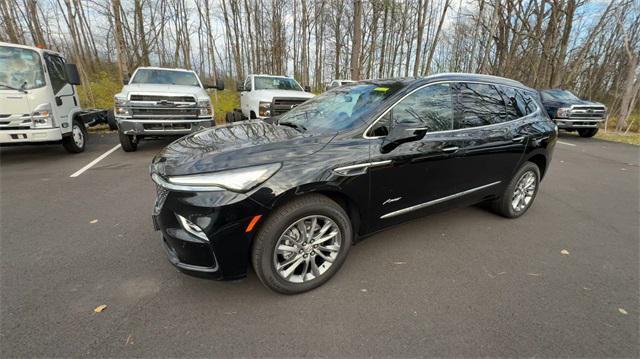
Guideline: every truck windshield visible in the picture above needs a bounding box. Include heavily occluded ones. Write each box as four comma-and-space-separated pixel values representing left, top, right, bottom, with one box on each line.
131, 69, 200, 87
254, 77, 303, 91
540, 89, 580, 102
0, 46, 46, 90
278, 83, 403, 133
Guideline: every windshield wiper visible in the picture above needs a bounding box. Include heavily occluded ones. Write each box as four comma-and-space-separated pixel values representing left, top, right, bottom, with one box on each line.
0, 83, 27, 93
278, 120, 307, 133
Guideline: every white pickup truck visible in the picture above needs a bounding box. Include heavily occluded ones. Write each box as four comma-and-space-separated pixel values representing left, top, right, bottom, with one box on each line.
113, 67, 224, 152
0, 42, 108, 153
227, 74, 314, 122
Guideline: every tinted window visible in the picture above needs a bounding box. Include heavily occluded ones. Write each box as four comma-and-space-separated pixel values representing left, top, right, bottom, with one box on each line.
517, 90, 538, 115
498, 86, 525, 121
44, 54, 67, 95
454, 83, 506, 129
369, 83, 454, 136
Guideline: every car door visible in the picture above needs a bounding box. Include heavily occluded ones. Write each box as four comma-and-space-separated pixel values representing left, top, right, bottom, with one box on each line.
44, 54, 77, 129
366, 82, 467, 230
447, 82, 529, 203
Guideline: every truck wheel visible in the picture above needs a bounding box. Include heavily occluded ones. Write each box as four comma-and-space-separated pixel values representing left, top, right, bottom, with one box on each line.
225, 112, 234, 123
62, 119, 87, 153
578, 128, 598, 138
106, 109, 118, 131
233, 110, 243, 122
119, 131, 138, 152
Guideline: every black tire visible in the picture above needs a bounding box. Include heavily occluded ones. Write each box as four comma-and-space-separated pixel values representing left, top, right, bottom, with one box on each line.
106, 109, 118, 131
233, 110, 243, 122
118, 131, 138, 152
578, 128, 598, 138
490, 161, 541, 218
251, 194, 352, 294
225, 112, 234, 123
62, 118, 87, 153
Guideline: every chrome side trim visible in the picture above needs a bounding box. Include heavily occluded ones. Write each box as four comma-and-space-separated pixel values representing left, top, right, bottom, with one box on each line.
380, 181, 501, 219
333, 160, 391, 176
151, 173, 224, 192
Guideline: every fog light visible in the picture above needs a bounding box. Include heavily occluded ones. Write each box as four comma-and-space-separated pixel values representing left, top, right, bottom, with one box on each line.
176, 214, 209, 241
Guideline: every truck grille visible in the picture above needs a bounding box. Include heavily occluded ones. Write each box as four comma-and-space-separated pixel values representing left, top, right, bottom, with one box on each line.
130, 95, 196, 103
569, 106, 606, 120
271, 98, 308, 116
131, 108, 199, 118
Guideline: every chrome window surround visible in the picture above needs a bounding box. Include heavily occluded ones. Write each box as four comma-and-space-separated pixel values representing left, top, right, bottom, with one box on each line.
363, 80, 541, 139
380, 181, 501, 219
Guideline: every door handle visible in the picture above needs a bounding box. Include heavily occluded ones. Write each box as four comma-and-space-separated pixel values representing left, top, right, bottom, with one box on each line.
512, 136, 525, 142
441, 146, 459, 153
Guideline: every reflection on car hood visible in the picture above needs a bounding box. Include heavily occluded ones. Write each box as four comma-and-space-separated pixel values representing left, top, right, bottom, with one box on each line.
542, 98, 605, 108
152, 120, 336, 176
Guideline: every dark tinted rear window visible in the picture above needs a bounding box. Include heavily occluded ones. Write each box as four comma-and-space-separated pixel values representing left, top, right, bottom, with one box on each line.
454, 83, 506, 129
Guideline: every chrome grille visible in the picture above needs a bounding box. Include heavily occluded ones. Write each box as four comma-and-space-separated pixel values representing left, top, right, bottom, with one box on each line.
130, 94, 196, 103
131, 108, 199, 117
569, 106, 606, 121
271, 97, 308, 116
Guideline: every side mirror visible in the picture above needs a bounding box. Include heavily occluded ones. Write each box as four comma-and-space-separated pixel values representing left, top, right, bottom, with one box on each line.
204, 82, 224, 90
55, 96, 63, 106
237, 83, 245, 92
304, 85, 311, 92
123, 77, 130, 85
380, 121, 426, 154
216, 82, 225, 91
64, 64, 81, 85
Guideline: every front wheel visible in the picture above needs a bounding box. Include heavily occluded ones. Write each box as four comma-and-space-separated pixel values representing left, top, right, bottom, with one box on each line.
118, 131, 138, 152
578, 128, 598, 138
62, 119, 86, 153
491, 161, 541, 218
251, 194, 352, 294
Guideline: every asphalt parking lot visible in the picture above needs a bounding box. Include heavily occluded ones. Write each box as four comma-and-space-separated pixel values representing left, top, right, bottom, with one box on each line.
1, 132, 638, 357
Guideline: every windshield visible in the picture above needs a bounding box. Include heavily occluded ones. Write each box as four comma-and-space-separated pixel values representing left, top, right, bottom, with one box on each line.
0, 46, 46, 90
540, 89, 580, 102
131, 69, 200, 87
254, 76, 303, 91
278, 83, 403, 133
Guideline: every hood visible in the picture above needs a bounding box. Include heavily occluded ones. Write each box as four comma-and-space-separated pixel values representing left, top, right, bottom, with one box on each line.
252, 89, 315, 101
151, 120, 335, 176
121, 84, 208, 99
541, 98, 604, 109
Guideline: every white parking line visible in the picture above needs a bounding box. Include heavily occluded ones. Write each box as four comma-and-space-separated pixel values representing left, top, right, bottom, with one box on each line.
69, 144, 122, 177
558, 141, 576, 147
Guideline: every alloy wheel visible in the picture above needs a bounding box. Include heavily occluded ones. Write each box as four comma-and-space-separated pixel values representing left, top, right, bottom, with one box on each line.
273, 215, 341, 283
511, 170, 537, 212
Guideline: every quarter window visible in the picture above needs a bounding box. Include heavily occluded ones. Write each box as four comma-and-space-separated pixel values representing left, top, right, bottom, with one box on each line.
454, 83, 506, 129
44, 54, 68, 95
369, 83, 454, 137
498, 85, 525, 121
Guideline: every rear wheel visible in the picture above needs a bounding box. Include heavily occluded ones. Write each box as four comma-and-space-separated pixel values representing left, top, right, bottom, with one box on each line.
119, 131, 138, 152
252, 194, 352, 294
106, 109, 118, 131
491, 161, 540, 218
62, 119, 86, 153
578, 128, 598, 137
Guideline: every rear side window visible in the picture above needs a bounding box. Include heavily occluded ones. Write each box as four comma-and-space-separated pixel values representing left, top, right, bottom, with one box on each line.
369, 83, 454, 136
497, 85, 539, 120
454, 83, 506, 129
44, 54, 68, 95
517, 90, 538, 115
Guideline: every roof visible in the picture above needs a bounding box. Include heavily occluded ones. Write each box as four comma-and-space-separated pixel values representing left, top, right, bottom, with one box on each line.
0, 41, 63, 58
136, 66, 194, 73
424, 72, 530, 90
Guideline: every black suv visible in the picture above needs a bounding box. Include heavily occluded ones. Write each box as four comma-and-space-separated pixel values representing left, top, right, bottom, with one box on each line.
151, 73, 557, 294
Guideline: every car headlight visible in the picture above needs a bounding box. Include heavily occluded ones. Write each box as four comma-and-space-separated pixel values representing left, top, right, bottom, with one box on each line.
556, 107, 571, 118
161, 163, 281, 192
198, 99, 213, 117
114, 97, 130, 116
31, 103, 53, 128
259, 101, 271, 117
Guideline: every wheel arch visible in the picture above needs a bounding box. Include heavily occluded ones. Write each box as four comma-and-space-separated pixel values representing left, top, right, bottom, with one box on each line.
525, 153, 548, 179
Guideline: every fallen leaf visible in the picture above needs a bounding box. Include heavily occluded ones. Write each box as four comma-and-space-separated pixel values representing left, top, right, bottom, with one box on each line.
618, 308, 628, 315
94, 304, 107, 313
560, 249, 570, 255
89, 219, 99, 224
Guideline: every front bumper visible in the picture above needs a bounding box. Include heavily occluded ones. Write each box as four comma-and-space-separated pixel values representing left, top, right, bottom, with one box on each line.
553, 118, 603, 129
117, 117, 214, 136
151, 179, 268, 279
0, 128, 62, 144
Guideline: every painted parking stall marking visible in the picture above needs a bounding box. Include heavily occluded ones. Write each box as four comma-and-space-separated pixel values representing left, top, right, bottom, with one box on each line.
69, 144, 122, 177
558, 141, 576, 147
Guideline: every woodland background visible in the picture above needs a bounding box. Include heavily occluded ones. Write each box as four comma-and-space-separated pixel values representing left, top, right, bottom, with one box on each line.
1, 0, 638, 133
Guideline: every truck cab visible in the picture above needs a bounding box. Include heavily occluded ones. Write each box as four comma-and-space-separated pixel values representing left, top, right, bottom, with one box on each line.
113, 67, 224, 152
229, 74, 314, 122
0, 42, 94, 153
